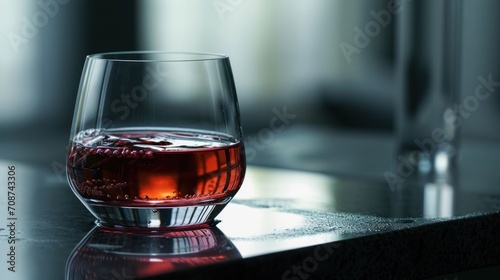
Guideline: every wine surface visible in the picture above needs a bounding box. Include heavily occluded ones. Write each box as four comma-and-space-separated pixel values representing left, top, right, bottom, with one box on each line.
67, 130, 245, 206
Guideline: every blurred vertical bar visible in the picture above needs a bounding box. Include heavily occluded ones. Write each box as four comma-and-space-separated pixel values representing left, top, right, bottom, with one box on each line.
0, 2, 38, 131
393, 0, 463, 187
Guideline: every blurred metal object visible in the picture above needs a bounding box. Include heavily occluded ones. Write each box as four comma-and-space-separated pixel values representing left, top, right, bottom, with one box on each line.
393, 0, 463, 190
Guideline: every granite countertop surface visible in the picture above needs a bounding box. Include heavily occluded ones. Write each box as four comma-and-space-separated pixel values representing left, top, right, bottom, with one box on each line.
1, 126, 500, 279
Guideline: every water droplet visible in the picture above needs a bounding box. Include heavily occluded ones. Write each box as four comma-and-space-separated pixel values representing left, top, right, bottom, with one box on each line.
130, 150, 139, 158
124, 195, 130, 199
106, 194, 111, 198
152, 209, 158, 213
144, 150, 154, 158
143, 195, 149, 200
97, 148, 104, 155
147, 220, 152, 224
104, 149, 112, 156
166, 196, 170, 199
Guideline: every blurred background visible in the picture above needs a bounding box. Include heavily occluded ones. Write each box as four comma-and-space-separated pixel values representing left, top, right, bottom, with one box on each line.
1, 0, 500, 184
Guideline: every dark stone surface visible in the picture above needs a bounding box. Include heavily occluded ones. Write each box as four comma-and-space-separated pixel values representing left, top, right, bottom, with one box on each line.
1, 128, 500, 279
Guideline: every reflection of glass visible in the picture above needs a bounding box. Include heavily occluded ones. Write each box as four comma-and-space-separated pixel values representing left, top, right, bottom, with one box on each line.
65, 226, 241, 279
424, 182, 454, 218
66, 51, 246, 229
389, 168, 456, 218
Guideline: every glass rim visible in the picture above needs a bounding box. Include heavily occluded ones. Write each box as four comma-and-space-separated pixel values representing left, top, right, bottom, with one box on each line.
86, 51, 229, 62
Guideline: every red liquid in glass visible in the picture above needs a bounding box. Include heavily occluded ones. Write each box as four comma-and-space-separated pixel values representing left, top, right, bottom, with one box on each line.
67, 131, 245, 207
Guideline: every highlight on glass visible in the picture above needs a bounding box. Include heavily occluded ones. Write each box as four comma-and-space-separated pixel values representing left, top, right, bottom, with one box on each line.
66, 51, 246, 230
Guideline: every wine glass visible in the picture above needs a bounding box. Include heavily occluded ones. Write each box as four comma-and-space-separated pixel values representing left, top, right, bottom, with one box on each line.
66, 51, 246, 230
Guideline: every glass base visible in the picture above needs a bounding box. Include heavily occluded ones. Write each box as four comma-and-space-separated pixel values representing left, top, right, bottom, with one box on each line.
392, 143, 458, 185
86, 203, 227, 230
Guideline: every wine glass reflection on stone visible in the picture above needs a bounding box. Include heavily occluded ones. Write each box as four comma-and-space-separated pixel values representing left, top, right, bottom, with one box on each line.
66, 52, 246, 229
65, 226, 241, 279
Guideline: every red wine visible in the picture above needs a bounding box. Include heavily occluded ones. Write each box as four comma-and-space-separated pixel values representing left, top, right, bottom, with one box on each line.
67, 130, 245, 207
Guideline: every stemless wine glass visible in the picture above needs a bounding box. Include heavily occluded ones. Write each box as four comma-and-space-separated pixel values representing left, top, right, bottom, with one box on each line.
66, 51, 246, 230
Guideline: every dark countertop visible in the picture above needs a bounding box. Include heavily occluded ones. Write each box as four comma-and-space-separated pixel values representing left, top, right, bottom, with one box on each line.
1, 126, 500, 279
